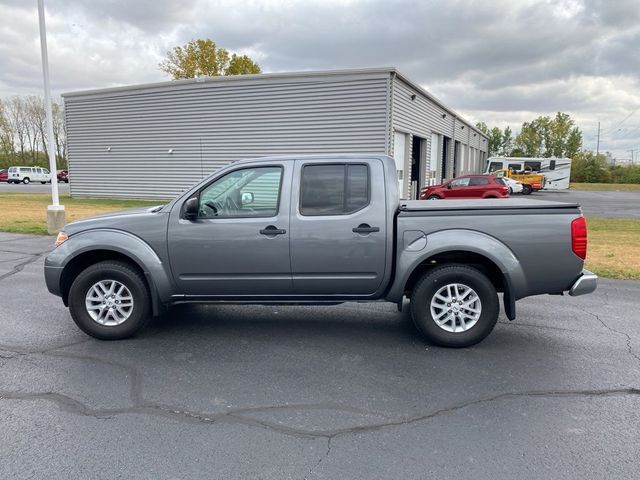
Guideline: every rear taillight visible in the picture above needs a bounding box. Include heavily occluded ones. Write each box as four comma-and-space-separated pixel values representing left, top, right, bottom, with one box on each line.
571, 217, 587, 260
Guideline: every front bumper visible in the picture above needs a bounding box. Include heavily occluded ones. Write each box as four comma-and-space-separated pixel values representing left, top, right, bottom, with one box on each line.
569, 270, 598, 296
44, 264, 63, 297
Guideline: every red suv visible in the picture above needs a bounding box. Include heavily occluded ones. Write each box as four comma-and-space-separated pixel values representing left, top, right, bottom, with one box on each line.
420, 175, 509, 200
0, 169, 7, 182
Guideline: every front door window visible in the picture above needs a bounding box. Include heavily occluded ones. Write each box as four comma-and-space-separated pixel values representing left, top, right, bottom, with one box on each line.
198, 167, 282, 218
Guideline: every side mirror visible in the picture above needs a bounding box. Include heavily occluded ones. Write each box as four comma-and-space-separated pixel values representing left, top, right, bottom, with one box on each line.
183, 197, 199, 220
446, 183, 452, 189
241, 191, 254, 205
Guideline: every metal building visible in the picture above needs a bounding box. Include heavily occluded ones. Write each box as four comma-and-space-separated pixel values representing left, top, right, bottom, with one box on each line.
63, 67, 489, 199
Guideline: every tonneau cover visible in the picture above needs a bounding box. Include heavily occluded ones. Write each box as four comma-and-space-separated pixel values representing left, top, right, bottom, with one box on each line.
400, 198, 580, 212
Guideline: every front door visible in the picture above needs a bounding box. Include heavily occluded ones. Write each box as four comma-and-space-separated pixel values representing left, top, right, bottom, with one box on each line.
445, 177, 471, 198
289, 158, 387, 296
167, 162, 293, 296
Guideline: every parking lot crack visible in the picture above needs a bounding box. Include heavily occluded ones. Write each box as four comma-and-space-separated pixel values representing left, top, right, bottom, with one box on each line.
576, 305, 640, 365
2, 387, 638, 440
0, 251, 47, 282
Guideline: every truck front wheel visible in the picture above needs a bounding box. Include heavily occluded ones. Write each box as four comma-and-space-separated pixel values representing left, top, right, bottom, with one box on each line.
410, 265, 499, 347
522, 184, 532, 195
68, 260, 151, 340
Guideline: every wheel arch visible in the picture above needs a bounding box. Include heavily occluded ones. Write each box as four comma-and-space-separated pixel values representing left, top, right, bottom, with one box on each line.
386, 229, 527, 320
49, 229, 173, 315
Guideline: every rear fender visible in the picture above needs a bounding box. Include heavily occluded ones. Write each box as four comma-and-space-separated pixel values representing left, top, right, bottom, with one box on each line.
386, 229, 527, 317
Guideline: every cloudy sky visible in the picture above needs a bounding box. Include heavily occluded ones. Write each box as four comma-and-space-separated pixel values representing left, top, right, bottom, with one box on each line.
1, 0, 639, 158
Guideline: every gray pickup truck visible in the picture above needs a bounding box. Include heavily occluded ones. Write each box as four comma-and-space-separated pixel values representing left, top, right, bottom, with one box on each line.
45, 154, 597, 347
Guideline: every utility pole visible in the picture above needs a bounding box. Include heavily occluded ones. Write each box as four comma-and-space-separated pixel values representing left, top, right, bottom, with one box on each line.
38, 0, 65, 234
596, 121, 600, 157
630, 150, 636, 165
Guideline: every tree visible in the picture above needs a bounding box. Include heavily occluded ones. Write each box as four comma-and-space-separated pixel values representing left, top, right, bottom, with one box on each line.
500, 126, 513, 156
571, 151, 610, 183
0, 99, 15, 155
159, 38, 261, 79
513, 113, 582, 158
513, 120, 543, 157
475, 122, 513, 157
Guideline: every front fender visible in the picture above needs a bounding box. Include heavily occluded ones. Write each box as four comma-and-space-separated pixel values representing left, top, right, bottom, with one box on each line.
45, 229, 174, 304
386, 229, 528, 304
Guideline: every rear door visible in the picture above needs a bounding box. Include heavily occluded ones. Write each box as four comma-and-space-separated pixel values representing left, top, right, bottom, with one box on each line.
289, 158, 387, 296
467, 176, 490, 197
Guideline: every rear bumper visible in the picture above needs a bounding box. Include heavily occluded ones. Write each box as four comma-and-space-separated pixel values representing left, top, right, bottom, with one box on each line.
569, 270, 598, 296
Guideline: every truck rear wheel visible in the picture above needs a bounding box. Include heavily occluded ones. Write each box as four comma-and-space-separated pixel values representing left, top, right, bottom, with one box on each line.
410, 265, 499, 347
68, 260, 151, 340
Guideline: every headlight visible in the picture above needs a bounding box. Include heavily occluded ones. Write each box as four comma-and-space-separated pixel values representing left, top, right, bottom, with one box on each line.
55, 231, 68, 247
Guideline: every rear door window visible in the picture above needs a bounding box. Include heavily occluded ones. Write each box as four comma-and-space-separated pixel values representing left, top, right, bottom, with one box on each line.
300, 164, 370, 216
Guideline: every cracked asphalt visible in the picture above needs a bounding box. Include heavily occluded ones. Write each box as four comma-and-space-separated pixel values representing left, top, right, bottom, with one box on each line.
1, 231, 639, 479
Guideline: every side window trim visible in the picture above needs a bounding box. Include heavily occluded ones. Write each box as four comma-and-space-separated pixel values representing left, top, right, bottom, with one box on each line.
299, 163, 371, 217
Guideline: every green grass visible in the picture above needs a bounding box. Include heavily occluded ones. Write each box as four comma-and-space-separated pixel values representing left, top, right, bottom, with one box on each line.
584, 217, 640, 280
570, 183, 640, 191
0, 193, 164, 235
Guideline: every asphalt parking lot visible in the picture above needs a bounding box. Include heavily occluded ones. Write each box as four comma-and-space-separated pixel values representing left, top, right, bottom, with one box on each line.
533, 189, 640, 218
1, 231, 639, 479
0, 181, 70, 194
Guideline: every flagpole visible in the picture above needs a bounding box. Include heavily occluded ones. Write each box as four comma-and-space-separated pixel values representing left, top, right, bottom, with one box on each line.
37, 0, 65, 234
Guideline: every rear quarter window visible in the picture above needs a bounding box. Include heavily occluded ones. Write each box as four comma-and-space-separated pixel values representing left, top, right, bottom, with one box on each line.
469, 177, 489, 186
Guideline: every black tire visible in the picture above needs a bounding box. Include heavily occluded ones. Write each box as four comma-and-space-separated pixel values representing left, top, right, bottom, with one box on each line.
41, 181, 46, 184
522, 184, 532, 195
508, 187, 513, 195
427, 195, 440, 200
22, 177, 30, 184
410, 265, 499, 347
68, 260, 151, 340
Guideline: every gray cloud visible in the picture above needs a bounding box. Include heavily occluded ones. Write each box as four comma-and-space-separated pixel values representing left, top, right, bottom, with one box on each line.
0, 0, 638, 157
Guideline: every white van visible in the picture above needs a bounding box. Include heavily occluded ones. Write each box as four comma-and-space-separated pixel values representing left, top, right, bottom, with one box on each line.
7, 166, 51, 184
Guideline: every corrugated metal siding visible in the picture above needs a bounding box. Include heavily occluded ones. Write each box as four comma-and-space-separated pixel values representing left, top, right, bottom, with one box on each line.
391, 77, 488, 185
65, 73, 390, 199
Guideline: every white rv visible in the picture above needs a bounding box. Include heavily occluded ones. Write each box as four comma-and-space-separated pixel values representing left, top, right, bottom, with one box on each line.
485, 157, 571, 190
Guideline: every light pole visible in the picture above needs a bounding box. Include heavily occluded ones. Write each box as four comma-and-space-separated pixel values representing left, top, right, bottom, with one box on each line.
37, 0, 65, 234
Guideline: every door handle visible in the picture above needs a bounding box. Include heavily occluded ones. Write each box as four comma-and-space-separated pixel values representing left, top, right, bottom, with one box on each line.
260, 225, 287, 236
352, 224, 380, 234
